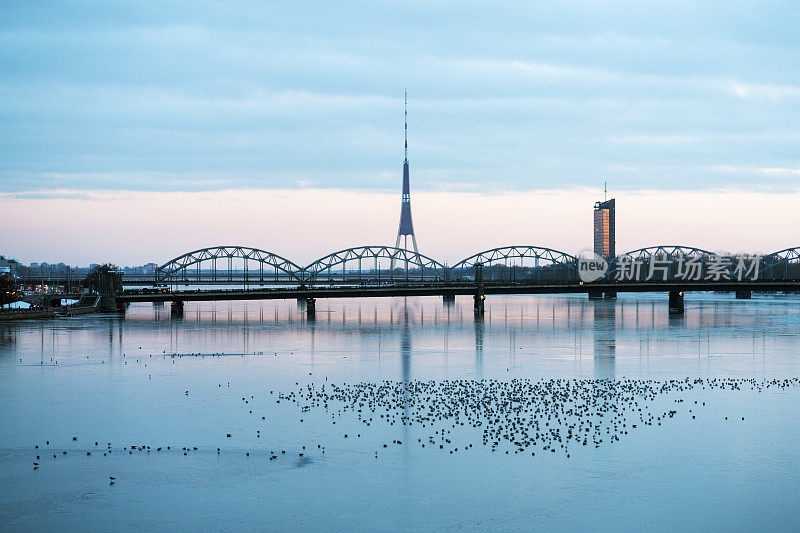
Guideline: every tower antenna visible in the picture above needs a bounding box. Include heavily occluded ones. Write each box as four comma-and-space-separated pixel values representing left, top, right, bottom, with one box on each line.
604, 180, 607, 202
404, 88, 408, 162
393, 89, 419, 257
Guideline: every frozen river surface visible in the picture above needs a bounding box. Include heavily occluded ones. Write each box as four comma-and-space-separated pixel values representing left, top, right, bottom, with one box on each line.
1, 293, 799, 531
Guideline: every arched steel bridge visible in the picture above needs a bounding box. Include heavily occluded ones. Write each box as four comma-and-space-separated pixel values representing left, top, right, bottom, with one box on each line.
147, 244, 800, 285
153, 245, 581, 284
106, 243, 800, 316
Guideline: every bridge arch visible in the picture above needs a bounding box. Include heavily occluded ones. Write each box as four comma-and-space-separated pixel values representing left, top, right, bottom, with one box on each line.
609, 245, 720, 281
759, 247, 800, 280
302, 246, 446, 282
450, 246, 578, 282
613, 245, 717, 263
157, 246, 303, 283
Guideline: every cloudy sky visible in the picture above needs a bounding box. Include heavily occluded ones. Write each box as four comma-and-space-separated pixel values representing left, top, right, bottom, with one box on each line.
2, 1, 799, 264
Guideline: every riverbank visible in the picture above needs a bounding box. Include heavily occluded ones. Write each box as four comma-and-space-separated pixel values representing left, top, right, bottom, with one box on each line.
0, 307, 54, 320
0, 295, 102, 320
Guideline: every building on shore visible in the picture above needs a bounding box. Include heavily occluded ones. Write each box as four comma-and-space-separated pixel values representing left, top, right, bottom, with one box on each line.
0, 255, 20, 275
593, 198, 615, 260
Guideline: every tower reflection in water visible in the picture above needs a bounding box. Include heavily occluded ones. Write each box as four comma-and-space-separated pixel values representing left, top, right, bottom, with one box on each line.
400, 301, 411, 385
593, 300, 616, 379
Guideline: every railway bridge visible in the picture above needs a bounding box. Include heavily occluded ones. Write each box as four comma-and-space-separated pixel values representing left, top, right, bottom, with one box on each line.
104, 244, 800, 318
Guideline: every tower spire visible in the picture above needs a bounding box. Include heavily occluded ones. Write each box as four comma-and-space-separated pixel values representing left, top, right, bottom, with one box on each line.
394, 89, 419, 255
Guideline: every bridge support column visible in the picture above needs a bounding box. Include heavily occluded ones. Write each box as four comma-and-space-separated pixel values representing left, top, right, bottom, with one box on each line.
474, 262, 485, 315
98, 267, 123, 312
99, 295, 119, 312
171, 300, 184, 317
588, 288, 603, 299
668, 290, 684, 315
473, 294, 485, 315
305, 297, 316, 319
735, 288, 751, 299
442, 293, 455, 306
604, 290, 617, 300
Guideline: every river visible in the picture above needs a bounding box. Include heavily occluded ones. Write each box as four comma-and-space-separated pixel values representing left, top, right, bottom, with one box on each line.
1, 293, 799, 531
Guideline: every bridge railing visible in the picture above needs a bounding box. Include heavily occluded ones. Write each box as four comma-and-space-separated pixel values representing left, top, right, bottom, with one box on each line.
447, 264, 578, 283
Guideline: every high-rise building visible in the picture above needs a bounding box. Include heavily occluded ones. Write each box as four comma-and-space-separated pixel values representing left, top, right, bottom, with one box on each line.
593, 198, 615, 259
394, 89, 418, 253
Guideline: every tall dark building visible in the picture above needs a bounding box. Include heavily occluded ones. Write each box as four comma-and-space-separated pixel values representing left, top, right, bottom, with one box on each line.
394, 90, 419, 253
593, 198, 615, 259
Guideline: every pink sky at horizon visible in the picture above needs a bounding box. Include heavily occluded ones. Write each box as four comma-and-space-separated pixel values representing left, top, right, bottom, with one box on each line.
1, 187, 798, 266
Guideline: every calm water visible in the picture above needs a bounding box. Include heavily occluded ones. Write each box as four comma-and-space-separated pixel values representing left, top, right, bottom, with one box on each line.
1, 293, 799, 531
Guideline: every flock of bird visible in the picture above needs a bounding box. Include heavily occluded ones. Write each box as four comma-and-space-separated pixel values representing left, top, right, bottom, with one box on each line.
30, 436, 321, 479
29, 377, 799, 481
276, 377, 800, 458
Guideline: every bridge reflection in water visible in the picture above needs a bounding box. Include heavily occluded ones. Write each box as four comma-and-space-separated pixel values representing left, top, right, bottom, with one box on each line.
71, 292, 786, 384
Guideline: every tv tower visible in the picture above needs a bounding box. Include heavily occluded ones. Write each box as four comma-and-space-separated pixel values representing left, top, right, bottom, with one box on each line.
394, 89, 419, 253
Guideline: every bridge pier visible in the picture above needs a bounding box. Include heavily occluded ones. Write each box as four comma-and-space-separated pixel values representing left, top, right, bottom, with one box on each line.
442, 293, 455, 306
97, 267, 124, 312
473, 294, 485, 315
474, 262, 485, 315
171, 300, 184, 317
668, 290, 684, 315
588, 288, 604, 299
735, 288, 751, 299
604, 290, 617, 300
305, 297, 316, 319
99, 294, 124, 313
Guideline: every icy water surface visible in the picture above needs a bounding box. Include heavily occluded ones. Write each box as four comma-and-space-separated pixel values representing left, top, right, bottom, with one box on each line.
1, 293, 800, 531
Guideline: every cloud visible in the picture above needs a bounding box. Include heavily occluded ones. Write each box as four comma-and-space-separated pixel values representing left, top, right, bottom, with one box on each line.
728, 81, 800, 100
1, 1, 800, 193
760, 167, 800, 176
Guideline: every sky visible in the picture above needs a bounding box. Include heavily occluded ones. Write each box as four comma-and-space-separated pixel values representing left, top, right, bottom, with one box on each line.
1, 1, 799, 265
